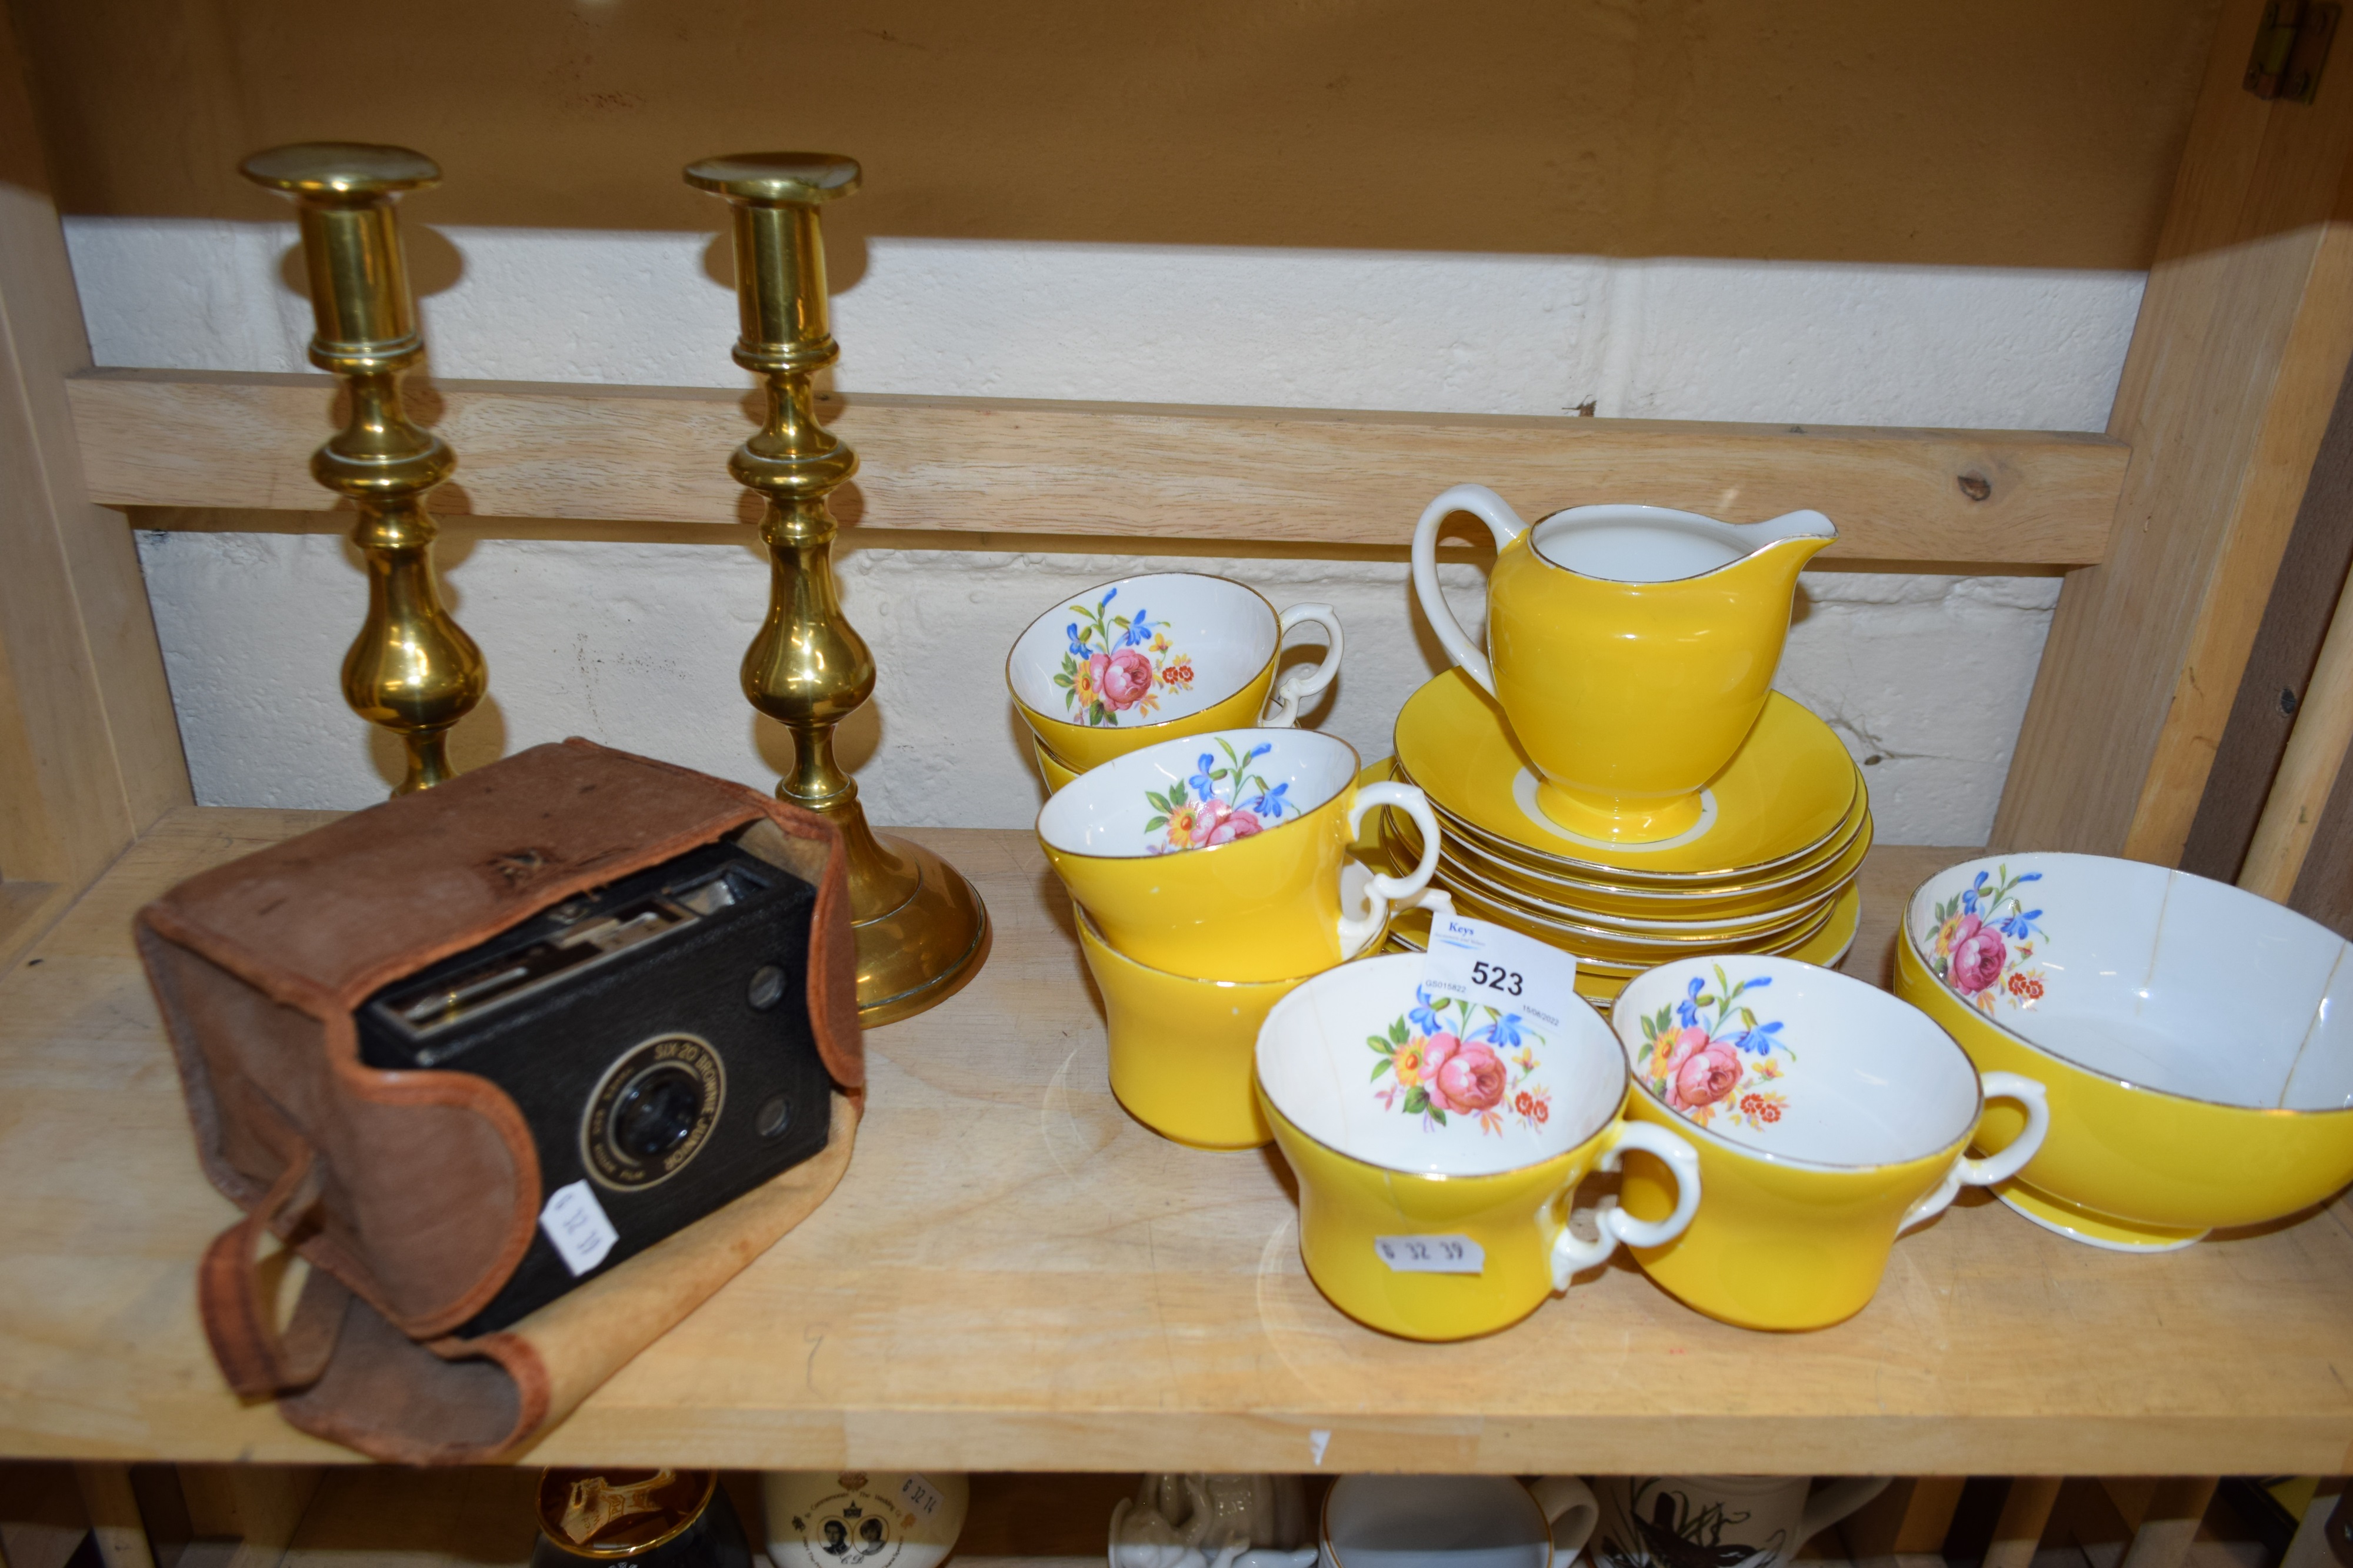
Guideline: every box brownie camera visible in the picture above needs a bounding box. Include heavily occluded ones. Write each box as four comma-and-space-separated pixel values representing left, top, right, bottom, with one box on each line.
357, 836, 834, 1332
136, 740, 865, 1459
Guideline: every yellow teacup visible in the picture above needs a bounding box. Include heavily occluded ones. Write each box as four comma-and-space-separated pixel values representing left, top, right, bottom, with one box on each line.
1411, 483, 1835, 843
1008, 572, 1343, 772
1075, 878, 1449, 1149
1033, 738, 1081, 793
1256, 952, 1700, 1340
1039, 729, 1441, 982
1608, 955, 2049, 1330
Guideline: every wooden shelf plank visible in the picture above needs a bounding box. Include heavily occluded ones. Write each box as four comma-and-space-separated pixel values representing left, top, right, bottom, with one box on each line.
64, 371, 2127, 566
2, 809, 2348, 1472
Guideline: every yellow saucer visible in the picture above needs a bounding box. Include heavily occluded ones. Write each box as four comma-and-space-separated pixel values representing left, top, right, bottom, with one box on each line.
1993, 1180, 2207, 1253
1432, 866, 1840, 956
1398, 805, 1875, 927
1437, 781, 1870, 902
1395, 670, 1858, 879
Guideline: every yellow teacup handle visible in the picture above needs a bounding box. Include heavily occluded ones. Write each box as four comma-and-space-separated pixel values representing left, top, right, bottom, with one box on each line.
1549, 1119, 1702, 1289
1899, 1070, 2051, 1232
1410, 483, 1530, 696
1260, 603, 1345, 726
1339, 783, 1442, 955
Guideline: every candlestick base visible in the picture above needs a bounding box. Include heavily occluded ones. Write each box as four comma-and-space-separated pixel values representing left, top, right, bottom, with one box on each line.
849, 828, 991, 1027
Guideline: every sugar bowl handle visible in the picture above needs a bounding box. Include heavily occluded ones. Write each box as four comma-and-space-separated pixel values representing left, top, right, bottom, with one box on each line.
1411, 483, 1529, 696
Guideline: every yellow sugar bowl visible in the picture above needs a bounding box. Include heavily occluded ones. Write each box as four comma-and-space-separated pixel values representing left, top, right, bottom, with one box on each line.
1410, 483, 1835, 843
1897, 852, 2353, 1252
1608, 956, 2049, 1330
1038, 728, 1441, 982
1256, 952, 1700, 1340
1007, 572, 1342, 773
1032, 738, 1081, 793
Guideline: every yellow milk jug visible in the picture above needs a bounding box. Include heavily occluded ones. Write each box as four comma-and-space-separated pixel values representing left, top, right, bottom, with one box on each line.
1411, 482, 1835, 842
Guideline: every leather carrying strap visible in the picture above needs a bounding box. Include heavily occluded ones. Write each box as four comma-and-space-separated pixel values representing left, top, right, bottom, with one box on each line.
197, 1091, 353, 1399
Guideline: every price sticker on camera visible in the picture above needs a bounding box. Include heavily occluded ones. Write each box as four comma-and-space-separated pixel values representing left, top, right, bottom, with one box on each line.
1421, 912, 1577, 1031
539, 1179, 619, 1276
1373, 1234, 1485, 1275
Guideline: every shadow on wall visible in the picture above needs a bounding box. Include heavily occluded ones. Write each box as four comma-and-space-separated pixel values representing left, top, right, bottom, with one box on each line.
17, 0, 2222, 269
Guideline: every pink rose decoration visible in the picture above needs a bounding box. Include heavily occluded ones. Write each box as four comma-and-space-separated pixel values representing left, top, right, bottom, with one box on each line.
1204, 809, 1262, 845
1093, 648, 1155, 710
1418, 1033, 1465, 1110
1433, 1040, 1508, 1113
1661, 1025, 1709, 1076
1948, 917, 2008, 996
1668, 1041, 1742, 1111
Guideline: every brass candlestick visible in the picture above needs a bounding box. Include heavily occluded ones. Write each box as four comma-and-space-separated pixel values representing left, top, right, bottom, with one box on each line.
241, 142, 485, 796
686, 152, 988, 1026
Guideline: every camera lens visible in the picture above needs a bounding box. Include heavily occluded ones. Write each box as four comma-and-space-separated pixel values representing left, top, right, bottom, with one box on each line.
747, 963, 786, 1010
610, 1063, 704, 1164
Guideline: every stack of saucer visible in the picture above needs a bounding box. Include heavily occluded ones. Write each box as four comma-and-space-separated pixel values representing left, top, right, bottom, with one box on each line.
1361, 670, 1869, 1001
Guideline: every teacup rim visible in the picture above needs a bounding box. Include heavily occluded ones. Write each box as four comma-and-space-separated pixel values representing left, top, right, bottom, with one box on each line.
1036, 726, 1364, 862
1901, 850, 2353, 1119
1610, 955, 1984, 1173
1257, 951, 1630, 1177
1075, 904, 1381, 984
1005, 569, 1284, 733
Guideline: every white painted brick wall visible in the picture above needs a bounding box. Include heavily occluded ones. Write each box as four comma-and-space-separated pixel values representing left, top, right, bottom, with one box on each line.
73, 220, 2122, 842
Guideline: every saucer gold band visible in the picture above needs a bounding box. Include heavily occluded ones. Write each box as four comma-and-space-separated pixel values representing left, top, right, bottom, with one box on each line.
239, 143, 485, 798
685, 152, 987, 1026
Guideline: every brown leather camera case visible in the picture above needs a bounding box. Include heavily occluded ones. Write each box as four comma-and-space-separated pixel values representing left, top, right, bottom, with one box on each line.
134, 739, 864, 1463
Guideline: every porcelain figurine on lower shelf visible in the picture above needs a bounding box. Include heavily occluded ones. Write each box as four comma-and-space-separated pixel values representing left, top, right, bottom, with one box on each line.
1109, 1475, 1316, 1568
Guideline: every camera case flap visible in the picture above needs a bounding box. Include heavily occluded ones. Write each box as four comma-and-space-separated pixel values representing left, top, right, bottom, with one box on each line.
134, 739, 864, 1463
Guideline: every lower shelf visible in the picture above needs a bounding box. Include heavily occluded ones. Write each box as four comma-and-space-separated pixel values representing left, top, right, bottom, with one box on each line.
0, 810, 2349, 1472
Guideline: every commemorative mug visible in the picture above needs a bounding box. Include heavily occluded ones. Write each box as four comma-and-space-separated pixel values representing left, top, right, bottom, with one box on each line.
1321, 1474, 1597, 1568
1257, 952, 1700, 1341
1587, 1476, 1888, 1568
1409, 483, 1834, 843
762, 1472, 968, 1568
1608, 956, 2049, 1330
532, 1469, 752, 1568
1009, 572, 1344, 773
1038, 729, 1441, 982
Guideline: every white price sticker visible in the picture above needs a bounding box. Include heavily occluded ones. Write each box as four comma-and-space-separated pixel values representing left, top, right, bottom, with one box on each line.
1374, 1234, 1485, 1274
539, 1179, 619, 1276
1421, 913, 1577, 1031
899, 1476, 944, 1519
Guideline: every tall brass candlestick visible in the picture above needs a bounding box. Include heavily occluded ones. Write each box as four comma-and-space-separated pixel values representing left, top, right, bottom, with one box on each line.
241, 143, 485, 796
686, 152, 988, 1026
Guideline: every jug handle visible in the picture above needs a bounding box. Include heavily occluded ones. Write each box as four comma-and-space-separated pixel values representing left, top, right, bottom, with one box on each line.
1411, 483, 1528, 696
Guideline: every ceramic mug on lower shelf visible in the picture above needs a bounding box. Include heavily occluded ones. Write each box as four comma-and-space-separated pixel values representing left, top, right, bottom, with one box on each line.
1008, 571, 1344, 773
1038, 728, 1441, 982
762, 1472, 969, 1568
1607, 956, 2050, 1330
1257, 952, 1700, 1342
1588, 1476, 1888, 1568
1321, 1474, 1597, 1568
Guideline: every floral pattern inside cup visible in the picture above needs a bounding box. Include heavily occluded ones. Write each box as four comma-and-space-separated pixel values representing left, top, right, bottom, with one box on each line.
1364, 985, 1552, 1136
1923, 863, 2048, 1013
1054, 588, 1196, 726
1142, 736, 1294, 852
1637, 966, 1794, 1131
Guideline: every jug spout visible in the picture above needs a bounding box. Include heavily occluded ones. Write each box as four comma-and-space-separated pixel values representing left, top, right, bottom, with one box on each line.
1727, 510, 1837, 597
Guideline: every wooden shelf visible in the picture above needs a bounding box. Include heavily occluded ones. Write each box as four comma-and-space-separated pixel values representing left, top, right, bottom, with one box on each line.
3, 809, 2351, 1473
66, 371, 2126, 565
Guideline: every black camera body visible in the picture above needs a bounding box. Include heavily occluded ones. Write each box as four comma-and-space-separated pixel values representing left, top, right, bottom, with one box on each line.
358, 838, 831, 1333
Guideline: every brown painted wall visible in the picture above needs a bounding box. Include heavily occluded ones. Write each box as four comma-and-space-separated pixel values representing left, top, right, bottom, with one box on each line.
11, 0, 2217, 266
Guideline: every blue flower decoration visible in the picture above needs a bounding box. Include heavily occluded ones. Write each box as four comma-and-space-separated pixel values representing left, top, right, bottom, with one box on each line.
1065, 622, 1089, 657
1486, 1013, 1528, 1048
1961, 888, 1979, 915
1736, 1020, 1784, 1054
1243, 780, 1290, 819
1116, 609, 1156, 648
2017, 872, 2042, 883
1409, 986, 1445, 1036
1190, 753, 1219, 800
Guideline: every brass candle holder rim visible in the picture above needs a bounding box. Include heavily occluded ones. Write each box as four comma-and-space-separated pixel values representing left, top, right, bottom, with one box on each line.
683, 151, 862, 205
240, 142, 441, 197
